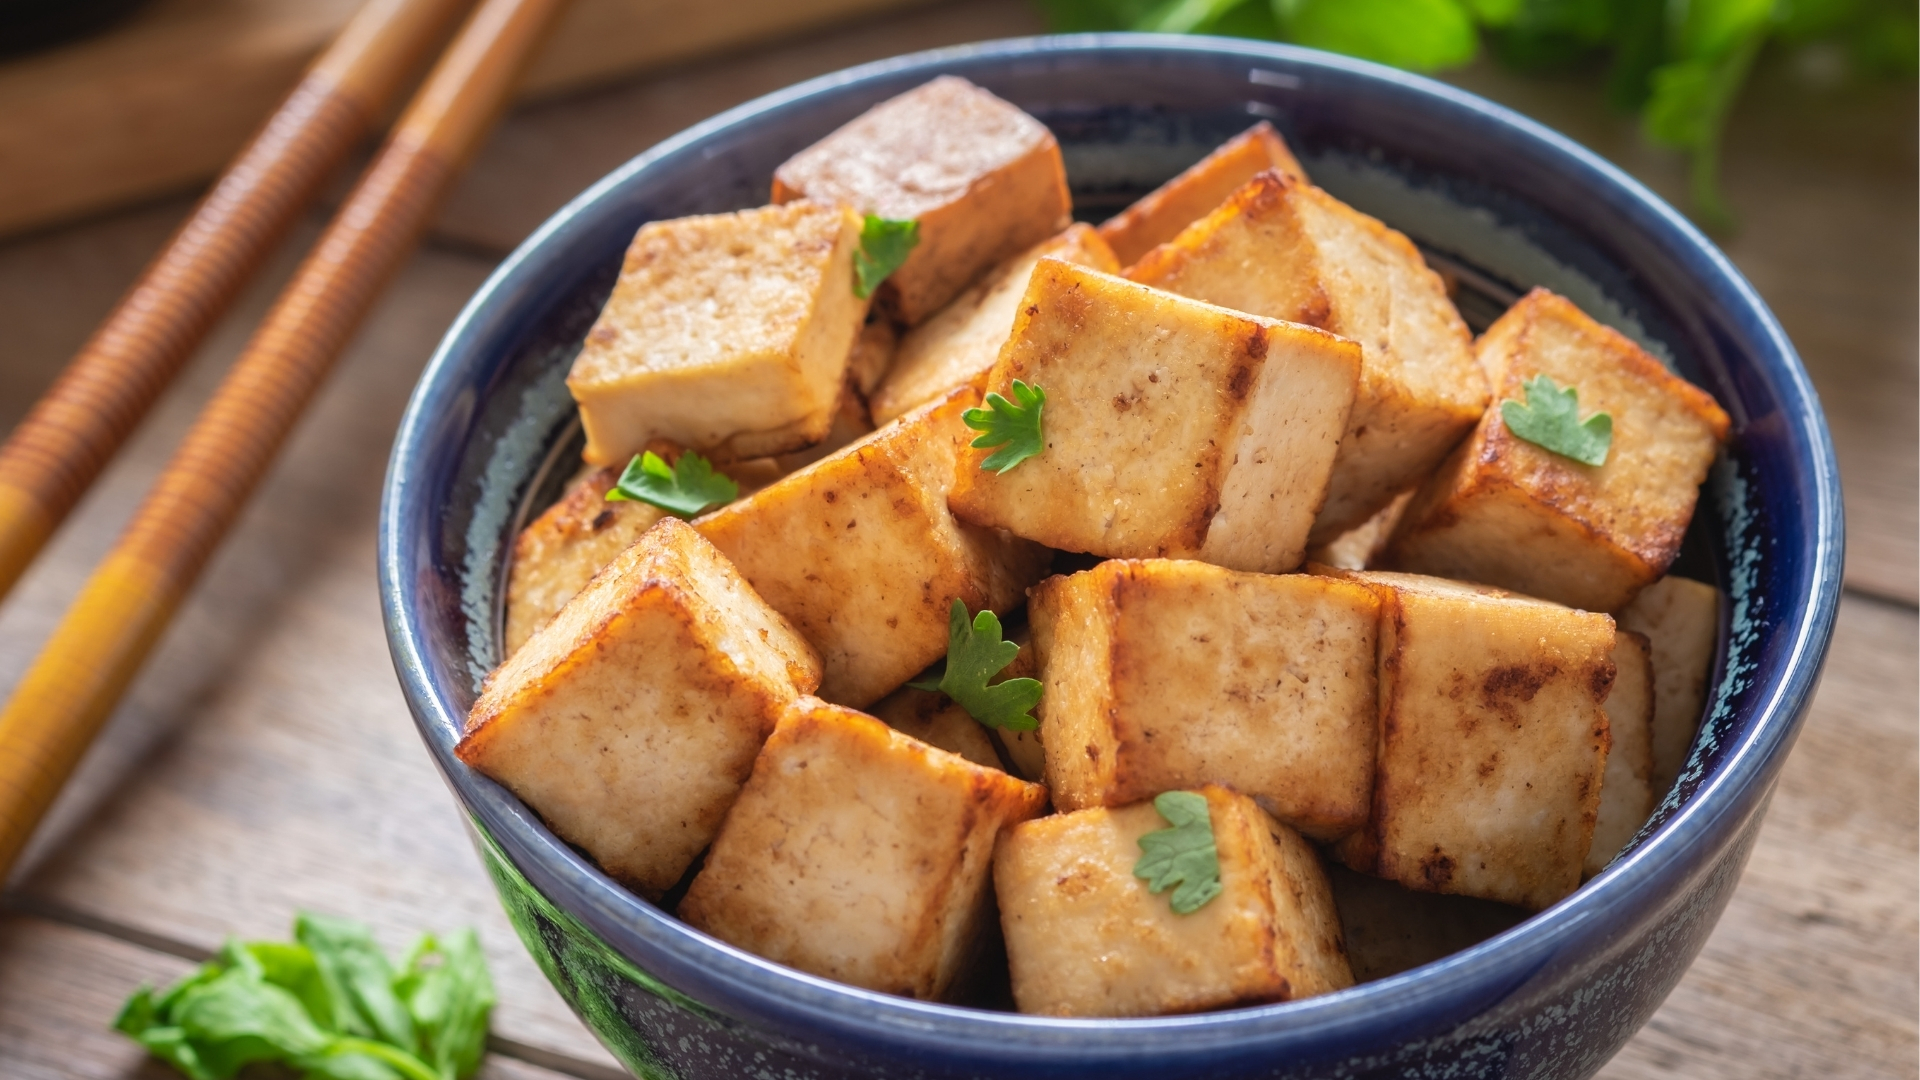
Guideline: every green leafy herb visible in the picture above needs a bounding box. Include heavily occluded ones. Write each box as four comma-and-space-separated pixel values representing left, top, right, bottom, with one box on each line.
853, 214, 920, 299
1500, 373, 1613, 466
1033, 0, 1917, 225
961, 380, 1046, 474
1132, 791, 1224, 915
606, 450, 737, 517
115, 914, 494, 1080
908, 599, 1042, 732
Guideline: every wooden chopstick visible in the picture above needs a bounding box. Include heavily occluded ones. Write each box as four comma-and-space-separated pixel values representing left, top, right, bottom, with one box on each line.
0, 0, 475, 608
0, 0, 572, 879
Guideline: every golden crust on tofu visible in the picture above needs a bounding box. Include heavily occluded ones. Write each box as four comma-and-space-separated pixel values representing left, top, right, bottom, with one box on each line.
1100, 121, 1309, 268
1385, 288, 1732, 612
504, 465, 664, 657
1028, 559, 1380, 840
459, 518, 821, 900
569, 201, 865, 465
679, 697, 1047, 1000
867, 684, 1004, 770
696, 386, 1049, 707
949, 259, 1359, 574
871, 224, 1120, 425
993, 785, 1352, 1017
772, 76, 1072, 325
1587, 631, 1654, 877
1126, 173, 1485, 543
1619, 575, 1720, 795
1323, 568, 1615, 911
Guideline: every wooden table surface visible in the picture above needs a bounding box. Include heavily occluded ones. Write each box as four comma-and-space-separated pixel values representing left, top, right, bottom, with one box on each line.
0, 4, 1912, 1077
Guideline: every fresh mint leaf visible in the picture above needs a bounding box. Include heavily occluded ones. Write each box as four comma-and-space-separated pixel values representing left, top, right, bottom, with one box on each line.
1499, 373, 1612, 465
1285, 0, 1480, 71
962, 380, 1046, 474
297, 913, 416, 1053
908, 599, 1042, 732
170, 967, 335, 1075
606, 450, 737, 518
1133, 791, 1224, 914
853, 215, 919, 300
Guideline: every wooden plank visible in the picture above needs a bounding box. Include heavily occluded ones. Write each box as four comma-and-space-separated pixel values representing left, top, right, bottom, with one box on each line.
0, 0, 932, 239
0, 913, 586, 1080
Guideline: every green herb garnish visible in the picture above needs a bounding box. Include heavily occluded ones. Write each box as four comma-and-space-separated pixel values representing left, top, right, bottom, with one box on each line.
114, 912, 493, 1080
1500, 373, 1613, 466
1133, 791, 1223, 915
962, 380, 1046, 474
606, 450, 737, 517
1036, 0, 1917, 226
853, 214, 920, 299
908, 599, 1042, 732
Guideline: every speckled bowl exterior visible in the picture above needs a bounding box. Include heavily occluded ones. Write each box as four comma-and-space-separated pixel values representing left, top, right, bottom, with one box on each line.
379, 35, 1843, 1080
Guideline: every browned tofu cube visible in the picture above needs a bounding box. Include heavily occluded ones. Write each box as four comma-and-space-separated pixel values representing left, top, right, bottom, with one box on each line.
866, 684, 1004, 771
1304, 490, 1411, 572
568, 201, 866, 464
696, 386, 1049, 706
503, 464, 664, 657
1028, 559, 1379, 840
994, 785, 1353, 1017
1324, 862, 1526, 983
458, 519, 821, 900
846, 319, 898, 401
679, 697, 1047, 1000
1099, 121, 1309, 268
1125, 172, 1485, 542
1125, 173, 1484, 541
1618, 575, 1720, 795
772, 76, 1072, 325
948, 259, 1359, 574
1587, 631, 1654, 876
870, 224, 1120, 425
1384, 289, 1732, 612
1323, 569, 1615, 910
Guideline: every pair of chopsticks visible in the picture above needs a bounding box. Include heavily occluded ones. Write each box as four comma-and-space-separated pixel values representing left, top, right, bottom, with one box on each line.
0, 0, 573, 879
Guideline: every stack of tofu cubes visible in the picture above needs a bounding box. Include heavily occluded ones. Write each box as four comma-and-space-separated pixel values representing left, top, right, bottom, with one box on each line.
460, 77, 1731, 1018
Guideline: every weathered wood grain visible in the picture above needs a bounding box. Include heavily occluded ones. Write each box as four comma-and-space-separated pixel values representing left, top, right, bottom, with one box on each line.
0, 913, 582, 1080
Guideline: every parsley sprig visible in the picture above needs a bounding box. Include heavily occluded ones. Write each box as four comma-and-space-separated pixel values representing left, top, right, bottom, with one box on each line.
909, 599, 1043, 732
606, 450, 738, 517
853, 214, 920, 299
1133, 791, 1224, 915
1037, 0, 1917, 226
962, 380, 1046, 474
115, 912, 493, 1080
1500, 373, 1612, 466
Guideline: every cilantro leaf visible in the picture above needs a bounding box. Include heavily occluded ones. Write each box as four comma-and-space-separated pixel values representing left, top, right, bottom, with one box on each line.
1499, 373, 1613, 466
853, 214, 919, 299
908, 599, 1042, 732
116, 913, 492, 1080
1133, 791, 1224, 915
606, 450, 737, 517
962, 380, 1046, 474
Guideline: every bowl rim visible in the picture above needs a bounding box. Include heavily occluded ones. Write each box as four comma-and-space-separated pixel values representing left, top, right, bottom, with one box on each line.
380, 31, 1845, 1063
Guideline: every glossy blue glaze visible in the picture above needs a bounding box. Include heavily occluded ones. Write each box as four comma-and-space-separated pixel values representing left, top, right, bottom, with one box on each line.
379, 35, 1843, 1080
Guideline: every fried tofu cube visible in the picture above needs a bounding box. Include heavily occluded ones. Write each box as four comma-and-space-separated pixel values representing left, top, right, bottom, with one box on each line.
948, 259, 1359, 574
696, 386, 1049, 706
845, 319, 897, 401
867, 684, 1004, 771
1323, 569, 1615, 910
1126, 172, 1486, 542
1028, 559, 1379, 840
504, 464, 664, 657
1324, 862, 1526, 983
1587, 631, 1654, 876
679, 697, 1047, 1000
1099, 121, 1309, 268
1304, 490, 1410, 572
458, 519, 821, 900
870, 224, 1120, 425
772, 76, 1071, 325
568, 201, 866, 465
994, 785, 1353, 1017
1384, 289, 1732, 613
1618, 575, 1720, 795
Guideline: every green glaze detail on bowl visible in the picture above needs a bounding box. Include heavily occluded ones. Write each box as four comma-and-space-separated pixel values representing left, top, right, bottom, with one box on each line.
474, 821, 705, 1079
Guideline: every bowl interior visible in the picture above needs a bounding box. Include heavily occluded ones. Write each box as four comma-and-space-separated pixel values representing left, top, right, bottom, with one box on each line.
381, 33, 1841, 1073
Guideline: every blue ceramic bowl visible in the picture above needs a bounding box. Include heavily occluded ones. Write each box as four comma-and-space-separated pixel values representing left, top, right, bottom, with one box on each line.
379, 34, 1842, 1080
